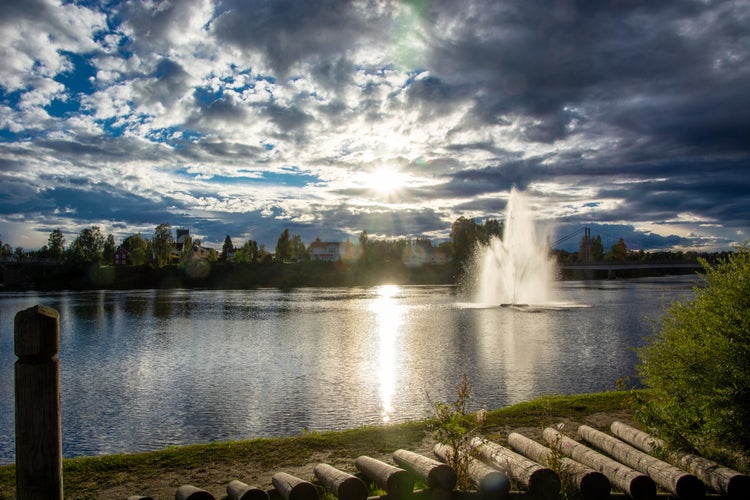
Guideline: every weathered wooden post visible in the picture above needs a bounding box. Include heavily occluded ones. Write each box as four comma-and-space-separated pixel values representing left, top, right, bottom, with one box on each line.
471, 437, 560, 500
355, 455, 415, 499
393, 449, 457, 492
14, 305, 63, 500
578, 424, 705, 500
610, 421, 750, 500
313, 463, 368, 500
227, 480, 270, 500
508, 431, 610, 500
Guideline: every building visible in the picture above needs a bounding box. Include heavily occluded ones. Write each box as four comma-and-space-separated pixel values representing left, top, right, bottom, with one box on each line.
308, 240, 358, 262
112, 247, 130, 266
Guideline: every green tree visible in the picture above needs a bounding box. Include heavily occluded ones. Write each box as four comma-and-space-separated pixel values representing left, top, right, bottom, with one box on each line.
69, 226, 105, 264
103, 234, 116, 263
179, 234, 194, 265
152, 223, 175, 267
637, 244, 750, 455
234, 240, 259, 263
290, 234, 308, 261
450, 216, 481, 267
221, 235, 234, 261
275, 229, 291, 262
608, 237, 628, 261
482, 218, 503, 244
122, 233, 150, 265
48, 229, 65, 260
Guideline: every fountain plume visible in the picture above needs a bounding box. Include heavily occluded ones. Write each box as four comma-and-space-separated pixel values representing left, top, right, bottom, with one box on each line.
473, 188, 557, 305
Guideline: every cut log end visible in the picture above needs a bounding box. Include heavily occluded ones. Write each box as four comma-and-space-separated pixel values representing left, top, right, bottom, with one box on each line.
727, 474, 750, 500
578, 471, 612, 500
527, 467, 561, 499
629, 474, 657, 500
675, 474, 706, 500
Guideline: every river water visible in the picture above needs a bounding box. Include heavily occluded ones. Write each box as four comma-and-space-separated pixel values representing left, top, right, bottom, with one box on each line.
0, 277, 697, 464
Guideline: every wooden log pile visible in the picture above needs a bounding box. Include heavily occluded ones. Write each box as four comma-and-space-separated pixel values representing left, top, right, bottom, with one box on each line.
125, 423, 749, 499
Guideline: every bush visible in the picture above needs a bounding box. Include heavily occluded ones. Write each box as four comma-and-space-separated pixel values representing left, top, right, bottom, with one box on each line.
636, 243, 750, 456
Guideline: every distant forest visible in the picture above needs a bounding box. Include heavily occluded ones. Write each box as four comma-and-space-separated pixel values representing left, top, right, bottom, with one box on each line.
0, 219, 733, 290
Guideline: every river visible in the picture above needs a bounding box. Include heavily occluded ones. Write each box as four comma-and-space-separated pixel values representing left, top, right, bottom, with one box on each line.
0, 277, 697, 464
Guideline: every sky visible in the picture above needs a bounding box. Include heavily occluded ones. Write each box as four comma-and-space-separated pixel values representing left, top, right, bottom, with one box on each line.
1, 0, 749, 253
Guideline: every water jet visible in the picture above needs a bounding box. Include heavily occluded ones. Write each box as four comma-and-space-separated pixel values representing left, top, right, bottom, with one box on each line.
472, 188, 557, 306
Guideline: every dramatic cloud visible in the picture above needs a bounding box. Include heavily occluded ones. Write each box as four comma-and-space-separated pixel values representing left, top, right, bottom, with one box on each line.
1, 0, 748, 252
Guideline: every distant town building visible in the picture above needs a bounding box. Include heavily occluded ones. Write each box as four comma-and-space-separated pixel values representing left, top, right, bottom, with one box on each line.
112, 247, 130, 266
308, 240, 357, 262
176, 228, 190, 251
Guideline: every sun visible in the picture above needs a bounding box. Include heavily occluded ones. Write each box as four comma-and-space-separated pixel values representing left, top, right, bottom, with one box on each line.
366, 166, 409, 197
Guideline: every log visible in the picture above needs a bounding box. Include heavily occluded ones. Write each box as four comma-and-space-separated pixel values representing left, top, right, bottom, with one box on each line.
508, 432, 610, 500
127, 496, 154, 500
175, 485, 216, 500
471, 437, 560, 500
354, 455, 414, 499
313, 463, 367, 500
543, 427, 656, 500
14, 305, 63, 500
578, 424, 705, 500
272, 472, 319, 500
227, 480, 270, 500
393, 449, 457, 491
611, 421, 750, 500
433, 443, 511, 497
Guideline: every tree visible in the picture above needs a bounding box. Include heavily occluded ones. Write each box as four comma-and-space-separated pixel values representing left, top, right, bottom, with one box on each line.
609, 237, 628, 261
103, 234, 116, 263
482, 218, 503, 244
179, 234, 194, 265
636, 244, 750, 455
221, 235, 234, 261
234, 240, 259, 263
122, 233, 149, 265
152, 223, 175, 267
290, 234, 308, 261
69, 226, 105, 264
275, 229, 291, 262
48, 229, 65, 260
450, 217, 481, 267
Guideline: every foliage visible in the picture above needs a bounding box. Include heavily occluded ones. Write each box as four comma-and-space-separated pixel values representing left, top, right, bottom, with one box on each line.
431, 374, 485, 490
151, 223, 175, 267
636, 243, 750, 456
276, 228, 291, 261
122, 233, 150, 265
47, 229, 66, 260
68, 226, 106, 264
221, 234, 234, 261
234, 239, 259, 263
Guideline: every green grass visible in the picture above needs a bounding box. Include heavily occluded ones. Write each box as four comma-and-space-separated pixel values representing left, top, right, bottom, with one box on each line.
0, 391, 638, 499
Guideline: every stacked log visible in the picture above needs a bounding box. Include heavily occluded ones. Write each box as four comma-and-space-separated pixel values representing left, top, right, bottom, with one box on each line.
355, 455, 414, 499
543, 427, 656, 500
175, 485, 215, 500
227, 480, 270, 500
611, 421, 750, 500
471, 437, 560, 499
313, 463, 368, 500
393, 449, 457, 492
433, 443, 511, 498
272, 472, 319, 500
508, 431, 610, 500
578, 425, 705, 500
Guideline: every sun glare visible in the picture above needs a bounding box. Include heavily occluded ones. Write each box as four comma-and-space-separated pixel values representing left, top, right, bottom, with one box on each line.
367, 166, 408, 196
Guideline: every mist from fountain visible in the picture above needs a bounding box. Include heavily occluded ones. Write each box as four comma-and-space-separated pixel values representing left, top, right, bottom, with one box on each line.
473, 188, 557, 306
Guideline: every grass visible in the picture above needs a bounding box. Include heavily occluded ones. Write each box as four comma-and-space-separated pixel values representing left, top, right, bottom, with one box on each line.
0, 390, 638, 499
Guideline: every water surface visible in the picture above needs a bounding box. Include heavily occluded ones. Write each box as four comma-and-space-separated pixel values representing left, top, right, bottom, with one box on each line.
0, 277, 696, 463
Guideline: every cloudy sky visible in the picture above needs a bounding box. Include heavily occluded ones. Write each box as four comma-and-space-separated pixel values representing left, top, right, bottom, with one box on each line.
1, 0, 748, 253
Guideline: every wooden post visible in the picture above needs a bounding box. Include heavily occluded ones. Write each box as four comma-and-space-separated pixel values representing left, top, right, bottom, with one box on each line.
610, 421, 750, 500
578, 425, 705, 500
175, 484, 216, 500
433, 443, 511, 498
355, 455, 414, 499
14, 305, 62, 500
313, 463, 367, 500
508, 432, 610, 500
471, 437, 560, 500
227, 480, 270, 500
543, 427, 656, 500
272, 472, 319, 500
393, 449, 457, 491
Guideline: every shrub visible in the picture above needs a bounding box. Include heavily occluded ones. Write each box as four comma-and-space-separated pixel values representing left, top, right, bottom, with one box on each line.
636, 243, 750, 456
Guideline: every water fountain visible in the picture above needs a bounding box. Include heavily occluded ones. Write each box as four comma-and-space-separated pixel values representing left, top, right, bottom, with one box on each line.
473, 188, 557, 306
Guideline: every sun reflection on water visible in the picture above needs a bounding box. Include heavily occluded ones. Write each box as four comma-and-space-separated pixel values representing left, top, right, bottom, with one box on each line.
370, 285, 404, 423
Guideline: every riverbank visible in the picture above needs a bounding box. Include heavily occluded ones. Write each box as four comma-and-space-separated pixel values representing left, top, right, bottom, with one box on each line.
0, 391, 640, 499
